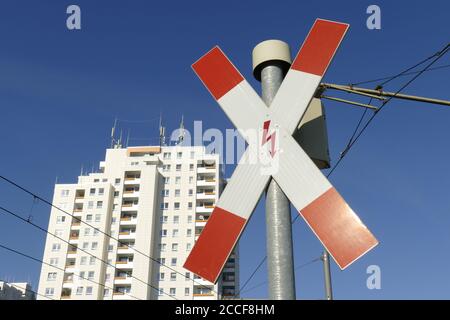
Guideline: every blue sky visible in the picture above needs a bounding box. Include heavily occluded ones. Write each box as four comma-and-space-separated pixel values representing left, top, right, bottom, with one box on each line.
0, 0, 449, 299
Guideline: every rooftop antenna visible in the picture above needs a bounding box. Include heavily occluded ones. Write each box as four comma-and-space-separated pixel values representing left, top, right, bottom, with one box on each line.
117, 129, 123, 149
126, 130, 130, 147
159, 113, 166, 147
80, 164, 84, 177
177, 115, 185, 145
111, 117, 117, 148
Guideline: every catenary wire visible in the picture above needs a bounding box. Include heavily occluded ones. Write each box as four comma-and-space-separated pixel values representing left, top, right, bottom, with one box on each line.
0, 241, 142, 300
0, 205, 174, 300
0, 175, 218, 295
237, 43, 450, 295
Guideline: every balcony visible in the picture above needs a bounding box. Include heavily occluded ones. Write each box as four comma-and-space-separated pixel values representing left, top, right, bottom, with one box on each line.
115, 260, 133, 269
196, 190, 216, 200
122, 189, 140, 198
114, 276, 133, 285
67, 246, 77, 257
120, 215, 137, 226
71, 220, 81, 227
118, 229, 136, 240
196, 178, 216, 187
197, 166, 216, 174
196, 204, 214, 213
121, 203, 139, 211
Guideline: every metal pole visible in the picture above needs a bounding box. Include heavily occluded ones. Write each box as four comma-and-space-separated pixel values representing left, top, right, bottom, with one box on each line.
253, 40, 296, 300
321, 250, 333, 300
321, 83, 450, 106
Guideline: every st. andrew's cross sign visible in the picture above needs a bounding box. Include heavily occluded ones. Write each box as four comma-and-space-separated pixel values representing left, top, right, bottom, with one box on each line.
184, 19, 378, 284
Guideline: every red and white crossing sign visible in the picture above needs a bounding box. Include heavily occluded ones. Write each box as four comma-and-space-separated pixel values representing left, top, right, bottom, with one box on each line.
184, 19, 378, 283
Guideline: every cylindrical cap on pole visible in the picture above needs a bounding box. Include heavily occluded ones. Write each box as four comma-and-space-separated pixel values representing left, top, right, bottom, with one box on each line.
252, 39, 292, 81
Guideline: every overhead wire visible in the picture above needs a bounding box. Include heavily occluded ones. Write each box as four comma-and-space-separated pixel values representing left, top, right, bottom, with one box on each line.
0, 205, 167, 300
0, 174, 218, 296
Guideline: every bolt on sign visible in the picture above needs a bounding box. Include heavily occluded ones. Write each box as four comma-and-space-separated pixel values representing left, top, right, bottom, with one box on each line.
184, 19, 378, 283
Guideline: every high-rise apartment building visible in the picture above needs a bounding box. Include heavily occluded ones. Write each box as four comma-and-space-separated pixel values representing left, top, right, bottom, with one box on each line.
37, 145, 239, 300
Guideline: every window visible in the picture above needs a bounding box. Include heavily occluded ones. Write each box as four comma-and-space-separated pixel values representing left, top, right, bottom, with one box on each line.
105, 273, 111, 281
96, 201, 103, 209
161, 202, 169, 210
80, 257, 87, 265
173, 216, 179, 224
157, 258, 166, 265
175, 177, 181, 184
86, 214, 93, 222
89, 257, 96, 265
172, 229, 179, 237
87, 201, 94, 209
158, 288, 164, 296
47, 272, 57, 281
76, 287, 83, 295
104, 289, 110, 296
93, 229, 100, 237
185, 272, 190, 280
56, 216, 66, 224
79, 271, 85, 280
190, 151, 195, 159
171, 258, 177, 266
188, 189, 193, 196
187, 229, 192, 237
177, 152, 182, 159
172, 243, 178, 252
174, 202, 180, 210
54, 229, 63, 237
82, 242, 89, 249
188, 202, 193, 210
160, 229, 167, 237
186, 243, 192, 251
88, 271, 95, 280
115, 178, 121, 185
91, 242, 98, 250
84, 228, 90, 236
61, 190, 70, 197
189, 164, 194, 171
175, 189, 180, 197
94, 179, 99, 183
170, 272, 176, 281
159, 243, 167, 252
163, 152, 171, 160
98, 188, 104, 195
51, 243, 61, 252
187, 215, 193, 223
185, 287, 190, 296
160, 216, 168, 224
162, 189, 169, 197
108, 245, 114, 252
176, 164, 182, 171
189, 176, 194, 183
49, 258, 58, 266
89, 188, 95, 196
169, 288, 176, 296
95, 214, 101, 222
111, 217, 116, 225
163, 164, 171, 172
102, 178, 108, 182
45, 288, 54, 296
86, 287, 93, 295
159, 273, 165, 281
114, 191, 119, 198
164, 177, 170, 184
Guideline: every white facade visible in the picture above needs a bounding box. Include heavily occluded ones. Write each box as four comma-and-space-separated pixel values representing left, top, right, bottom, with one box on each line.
37, 145, 239, 300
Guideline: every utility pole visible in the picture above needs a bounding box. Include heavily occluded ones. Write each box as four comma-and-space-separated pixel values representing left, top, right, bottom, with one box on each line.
321, 250, 333, 300
252, 40, 296, 300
